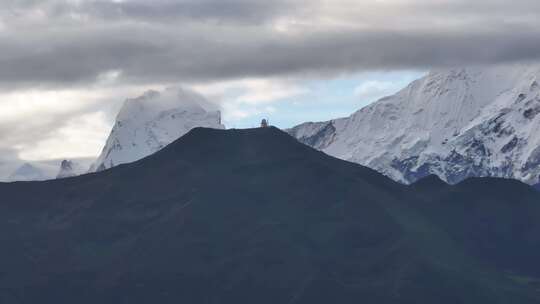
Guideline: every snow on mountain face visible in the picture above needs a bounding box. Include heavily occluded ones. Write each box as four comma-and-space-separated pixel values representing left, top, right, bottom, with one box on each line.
289, 63, 540, 185
90, 88, 225, 172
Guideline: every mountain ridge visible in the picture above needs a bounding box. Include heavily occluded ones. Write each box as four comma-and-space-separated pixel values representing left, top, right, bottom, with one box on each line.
1, 127, 540, 303
289, 63, 540, 185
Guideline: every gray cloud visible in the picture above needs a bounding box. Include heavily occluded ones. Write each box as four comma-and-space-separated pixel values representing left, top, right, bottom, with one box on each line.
0, 0, 539, 89
1, 26, 540, 89
79, 0, 296, 24
4, 0, 298, 25
0, 98, 101, 152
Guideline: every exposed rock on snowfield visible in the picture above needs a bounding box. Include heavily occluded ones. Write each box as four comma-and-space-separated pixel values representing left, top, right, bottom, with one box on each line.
57, 160, 75, 179
90, 88, 225, 172
289, 63, 540, 184
56, 160, 86, 179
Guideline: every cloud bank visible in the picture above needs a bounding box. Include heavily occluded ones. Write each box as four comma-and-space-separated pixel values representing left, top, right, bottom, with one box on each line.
1, 0, 540, 88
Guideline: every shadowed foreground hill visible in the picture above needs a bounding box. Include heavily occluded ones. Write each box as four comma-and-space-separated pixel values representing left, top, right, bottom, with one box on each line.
0, 127, 540, 303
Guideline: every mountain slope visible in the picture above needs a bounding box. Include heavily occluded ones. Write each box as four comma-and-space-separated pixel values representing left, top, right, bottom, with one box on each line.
409, 177, 540, 278
90, 88, 224, 172
289, 63, 540, 184
0, 127, 539, 303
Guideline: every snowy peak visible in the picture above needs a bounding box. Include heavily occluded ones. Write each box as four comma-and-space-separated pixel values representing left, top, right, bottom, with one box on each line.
8, 163, 47, 182
90, 87, 225, 172
289, 63, 540, 185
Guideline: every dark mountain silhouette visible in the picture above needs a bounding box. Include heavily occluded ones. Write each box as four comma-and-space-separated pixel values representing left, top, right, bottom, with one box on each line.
410, 174, 449, 192
1, 127, 540, 303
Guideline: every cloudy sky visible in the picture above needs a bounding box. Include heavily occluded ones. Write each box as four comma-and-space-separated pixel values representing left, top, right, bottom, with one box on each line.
1, 0, 540, 163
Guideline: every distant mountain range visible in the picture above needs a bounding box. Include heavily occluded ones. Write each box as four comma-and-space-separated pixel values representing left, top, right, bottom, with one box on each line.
1, 158, 93, 182
6, 64, 540, 188
1, 127, 539, 303
289, 63, 540, 185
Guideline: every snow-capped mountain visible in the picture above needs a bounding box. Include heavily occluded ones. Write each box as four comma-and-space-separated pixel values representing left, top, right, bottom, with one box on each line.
289, 63, 540, 185
90, 88, 225, 172
8, 163, 48, 181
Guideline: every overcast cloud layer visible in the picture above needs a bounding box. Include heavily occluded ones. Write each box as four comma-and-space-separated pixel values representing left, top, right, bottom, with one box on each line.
1, 0, 540, 170
2, 0, 540, 88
